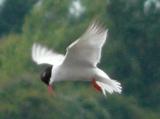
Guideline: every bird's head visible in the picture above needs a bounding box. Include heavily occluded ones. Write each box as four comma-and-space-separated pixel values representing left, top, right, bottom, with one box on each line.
40, 66, 53, 92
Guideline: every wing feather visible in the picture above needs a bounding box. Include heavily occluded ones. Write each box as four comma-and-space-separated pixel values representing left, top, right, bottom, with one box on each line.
63, 22, 108, 67
32, 43, 64, 65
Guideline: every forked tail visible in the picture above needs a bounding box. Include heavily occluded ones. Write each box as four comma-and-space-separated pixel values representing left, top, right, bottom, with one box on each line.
94, 68, 122, 96
95, 79, 122, 96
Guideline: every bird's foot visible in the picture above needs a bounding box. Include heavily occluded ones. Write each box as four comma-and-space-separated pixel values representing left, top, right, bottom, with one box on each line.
92, 78, 102, 92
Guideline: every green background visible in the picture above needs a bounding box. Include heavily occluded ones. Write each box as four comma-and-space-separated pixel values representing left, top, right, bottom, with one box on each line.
0, 0, 159, 118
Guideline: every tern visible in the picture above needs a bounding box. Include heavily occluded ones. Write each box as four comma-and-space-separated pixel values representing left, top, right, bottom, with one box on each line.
32, 22, 122, 96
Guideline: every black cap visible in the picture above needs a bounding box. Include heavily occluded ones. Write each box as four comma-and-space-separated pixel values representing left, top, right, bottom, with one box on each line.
40, 66, 52, 85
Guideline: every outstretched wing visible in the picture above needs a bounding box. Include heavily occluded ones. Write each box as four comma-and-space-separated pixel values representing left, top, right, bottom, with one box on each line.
63, 22, 108, 67
32, 43, 64, 65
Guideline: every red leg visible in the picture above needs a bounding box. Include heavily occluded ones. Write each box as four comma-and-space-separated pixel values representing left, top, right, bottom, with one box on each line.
92, 78, 101, 92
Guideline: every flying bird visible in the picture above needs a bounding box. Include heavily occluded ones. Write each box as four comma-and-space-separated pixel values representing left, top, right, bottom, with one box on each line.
31, 22, 122, 96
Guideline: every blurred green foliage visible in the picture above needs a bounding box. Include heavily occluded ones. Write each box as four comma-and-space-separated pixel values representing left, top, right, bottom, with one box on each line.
0, 0, 37, 36
0, 0, 159, 119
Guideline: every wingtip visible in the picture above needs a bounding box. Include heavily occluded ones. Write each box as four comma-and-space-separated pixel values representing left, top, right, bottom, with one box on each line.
87, 21, 108, 35
31, 42, 42, 65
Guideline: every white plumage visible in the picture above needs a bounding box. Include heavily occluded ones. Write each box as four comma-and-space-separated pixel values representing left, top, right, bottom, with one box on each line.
32, 22, 122, 96
32, 43, 64, 65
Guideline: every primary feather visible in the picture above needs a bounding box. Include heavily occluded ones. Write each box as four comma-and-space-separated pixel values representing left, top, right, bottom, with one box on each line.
63, 23, 108, 67
32, 43, 64, 65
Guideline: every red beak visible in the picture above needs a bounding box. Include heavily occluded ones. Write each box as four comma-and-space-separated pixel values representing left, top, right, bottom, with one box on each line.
48, 84, 52, 93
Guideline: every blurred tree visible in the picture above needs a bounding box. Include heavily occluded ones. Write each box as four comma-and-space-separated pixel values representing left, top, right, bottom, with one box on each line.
0, 0, 37, 37
106, 0, 160, 109
0, 0, 160, 119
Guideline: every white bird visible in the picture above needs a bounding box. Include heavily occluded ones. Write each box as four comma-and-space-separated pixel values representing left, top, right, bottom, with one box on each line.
31, 22, 122, 96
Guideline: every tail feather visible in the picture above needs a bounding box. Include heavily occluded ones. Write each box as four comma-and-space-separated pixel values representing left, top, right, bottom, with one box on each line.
96, 79, 122, 96
94, 68, 122, 96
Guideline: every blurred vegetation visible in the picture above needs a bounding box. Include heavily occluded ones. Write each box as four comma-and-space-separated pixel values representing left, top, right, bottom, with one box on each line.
0, 0, 159, 119
0, 0, 37, 36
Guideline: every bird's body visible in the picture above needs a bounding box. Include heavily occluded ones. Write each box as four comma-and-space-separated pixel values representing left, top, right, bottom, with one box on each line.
32, 22, 122, 96
51, 63, 94, 82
